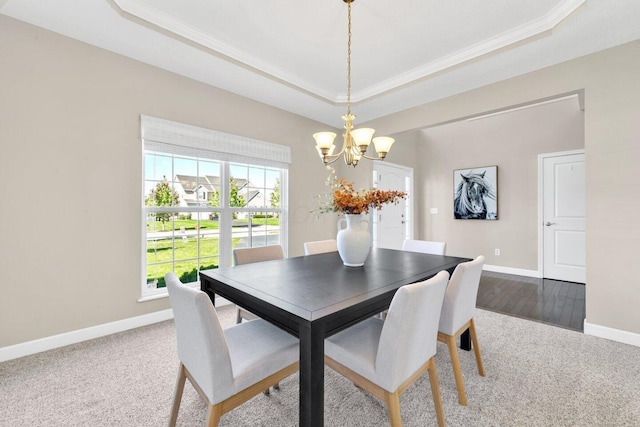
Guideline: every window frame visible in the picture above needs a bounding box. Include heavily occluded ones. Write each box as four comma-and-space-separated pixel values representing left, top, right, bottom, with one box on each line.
139, 116, 290, 301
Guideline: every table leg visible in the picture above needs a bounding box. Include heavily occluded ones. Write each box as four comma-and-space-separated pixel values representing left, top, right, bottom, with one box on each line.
460, 328, 471, 351
299, 322, 325, 427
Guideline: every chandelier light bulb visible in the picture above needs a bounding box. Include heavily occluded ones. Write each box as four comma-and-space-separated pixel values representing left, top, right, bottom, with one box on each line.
313, 132, 337, 149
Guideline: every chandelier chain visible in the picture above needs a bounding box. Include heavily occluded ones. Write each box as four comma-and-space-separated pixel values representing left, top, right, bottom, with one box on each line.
346, 0, 352, 115
311, 0, 394, 167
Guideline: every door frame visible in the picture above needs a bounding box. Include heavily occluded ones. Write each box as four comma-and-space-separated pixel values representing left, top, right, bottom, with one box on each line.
537, 149, 585, 277
372, 161, 414, 248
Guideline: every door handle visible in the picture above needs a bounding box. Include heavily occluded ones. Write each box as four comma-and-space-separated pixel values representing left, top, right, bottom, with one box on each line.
545, 222, 557, 226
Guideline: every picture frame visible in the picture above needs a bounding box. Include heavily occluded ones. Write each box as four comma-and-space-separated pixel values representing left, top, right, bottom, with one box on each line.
453, 165, 498, 220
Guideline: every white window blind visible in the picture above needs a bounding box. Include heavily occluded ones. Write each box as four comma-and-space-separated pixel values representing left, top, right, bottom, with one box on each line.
141, 115, 291, 168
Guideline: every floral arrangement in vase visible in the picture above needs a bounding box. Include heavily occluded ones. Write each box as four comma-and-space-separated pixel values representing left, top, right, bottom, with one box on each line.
313, 167, 407, 216
313, 167, 407, 267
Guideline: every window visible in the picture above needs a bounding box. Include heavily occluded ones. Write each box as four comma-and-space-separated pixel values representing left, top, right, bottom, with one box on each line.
141, 116, 290, 299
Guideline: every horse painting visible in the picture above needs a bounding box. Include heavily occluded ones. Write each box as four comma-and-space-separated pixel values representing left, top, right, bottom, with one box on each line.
454, 168, 497, 219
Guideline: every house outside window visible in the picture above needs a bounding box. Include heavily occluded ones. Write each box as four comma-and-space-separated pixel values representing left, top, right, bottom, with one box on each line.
140, 116, 290, 300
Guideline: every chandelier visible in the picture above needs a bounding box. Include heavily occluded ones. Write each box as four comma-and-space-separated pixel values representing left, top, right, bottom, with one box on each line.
313, 0, 395, 167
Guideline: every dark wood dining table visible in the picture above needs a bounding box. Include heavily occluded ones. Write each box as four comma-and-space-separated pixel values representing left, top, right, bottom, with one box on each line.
199, 247, 471, 427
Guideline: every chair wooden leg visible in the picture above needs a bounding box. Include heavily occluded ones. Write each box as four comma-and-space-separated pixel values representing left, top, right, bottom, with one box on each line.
327, 355, 443, 427
385, 391, 403, 427
469, 319, 485, 377
444, 334, 467, 406
205, 403, 222, 427
427, 358, 446, 427
168, 364, 187, 427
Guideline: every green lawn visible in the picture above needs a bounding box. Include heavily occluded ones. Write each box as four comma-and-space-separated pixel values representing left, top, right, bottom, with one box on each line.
147, 236, 221, 286
147, 217, 280, 232
242, 216, 280, 226
147, 219, 219, 232
146, 216, 280, 287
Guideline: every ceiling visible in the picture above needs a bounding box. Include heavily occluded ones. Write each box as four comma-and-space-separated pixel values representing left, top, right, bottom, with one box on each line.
2, 0, 640, 127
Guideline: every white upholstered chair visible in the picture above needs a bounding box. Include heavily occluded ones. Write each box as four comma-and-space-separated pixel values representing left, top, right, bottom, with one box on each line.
437, 255, 486, 406
232, 245, 285, 323
377, 239, 447, 320
401, 239, 446, 255
232, 245, 286, 394
165, 273, 299, 427
233, 244, 284, 265
303, 239, 338, 255
324, 270, 450, 427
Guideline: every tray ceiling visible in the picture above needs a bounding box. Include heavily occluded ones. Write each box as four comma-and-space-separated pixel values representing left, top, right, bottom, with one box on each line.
2, 0, 640, 126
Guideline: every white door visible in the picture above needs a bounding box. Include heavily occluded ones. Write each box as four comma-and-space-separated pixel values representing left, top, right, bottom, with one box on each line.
542, 152, 586, 283
373, 163, 413, 250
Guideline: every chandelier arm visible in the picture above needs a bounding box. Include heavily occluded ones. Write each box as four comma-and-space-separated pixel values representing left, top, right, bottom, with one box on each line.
322, 155, 342, 165
320, 137, 350, 164
358, 152, 384, 161
322, 145, 348, 161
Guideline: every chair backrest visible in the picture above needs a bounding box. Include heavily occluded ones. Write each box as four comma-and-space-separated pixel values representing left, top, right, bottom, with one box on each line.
233, 245, 284, 265
304, 239, 338, 255
438, 255, 485, 335
401, 239, 446, 255
165, 273, 233, 404
375, 270, 450, 392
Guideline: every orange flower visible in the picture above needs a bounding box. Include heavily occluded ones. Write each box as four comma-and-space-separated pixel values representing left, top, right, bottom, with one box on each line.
313, 168, 407, 215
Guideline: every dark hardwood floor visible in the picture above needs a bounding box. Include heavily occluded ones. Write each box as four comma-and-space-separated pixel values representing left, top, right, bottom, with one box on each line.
477, 271, 586, 332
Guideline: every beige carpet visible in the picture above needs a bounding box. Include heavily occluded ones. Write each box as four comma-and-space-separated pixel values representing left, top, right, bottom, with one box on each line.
1, 305, 639, 426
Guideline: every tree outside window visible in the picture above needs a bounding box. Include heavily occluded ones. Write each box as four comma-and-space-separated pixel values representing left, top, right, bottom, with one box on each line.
145, 178, 180, 230
210, 177, 246, 219
270, 178, 281, 209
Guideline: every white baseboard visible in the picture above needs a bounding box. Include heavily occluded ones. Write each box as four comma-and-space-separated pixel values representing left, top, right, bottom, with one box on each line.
483, 264, 542, 278
584, 320, 640, 348
0, 309, 174, 363
0, 297, 234, 363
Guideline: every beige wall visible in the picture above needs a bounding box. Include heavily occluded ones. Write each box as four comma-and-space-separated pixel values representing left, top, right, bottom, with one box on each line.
367, 41, 640, 335
341, 100, 585, 271
0, 16, 336, 347
1, 14, 639, 348
415, 97, 584, 269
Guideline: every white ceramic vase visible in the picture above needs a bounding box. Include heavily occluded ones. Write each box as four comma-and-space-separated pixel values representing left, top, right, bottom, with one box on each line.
336, 213, 371, 267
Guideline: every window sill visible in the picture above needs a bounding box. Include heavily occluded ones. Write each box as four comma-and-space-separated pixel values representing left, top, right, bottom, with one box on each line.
137, 292, 168, 303
137, 291, 233, 307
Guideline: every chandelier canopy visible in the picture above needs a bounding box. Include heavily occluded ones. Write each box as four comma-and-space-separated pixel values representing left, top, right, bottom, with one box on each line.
312, 0, 395, 167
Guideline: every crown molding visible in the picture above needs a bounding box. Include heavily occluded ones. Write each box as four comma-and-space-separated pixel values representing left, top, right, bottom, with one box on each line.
112, 0, 337, 103
350, 0, 586, 102
114, 0, 585, 105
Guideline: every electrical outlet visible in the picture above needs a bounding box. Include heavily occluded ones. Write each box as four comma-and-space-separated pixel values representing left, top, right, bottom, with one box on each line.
494, 248, 501, 256
430, 208, 438, 214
